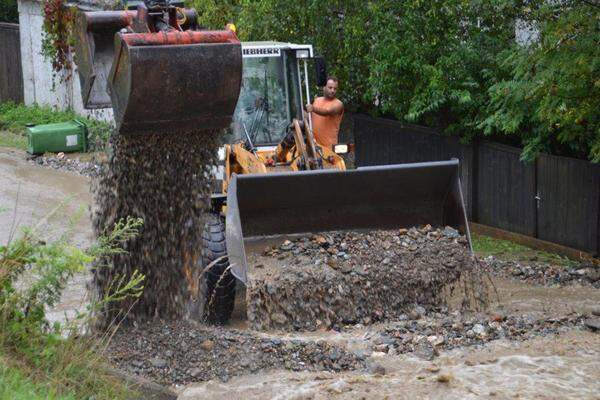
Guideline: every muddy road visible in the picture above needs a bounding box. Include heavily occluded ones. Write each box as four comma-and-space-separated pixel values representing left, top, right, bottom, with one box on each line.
1, 147, 599, 399
0, 148, 92, 246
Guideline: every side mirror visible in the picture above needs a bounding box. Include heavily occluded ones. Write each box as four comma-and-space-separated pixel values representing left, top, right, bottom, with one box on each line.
314, 56, 327, 87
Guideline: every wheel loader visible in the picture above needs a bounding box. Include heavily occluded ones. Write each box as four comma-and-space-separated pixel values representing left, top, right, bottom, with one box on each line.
198, 42, 473, 324
73, 2, 472, 324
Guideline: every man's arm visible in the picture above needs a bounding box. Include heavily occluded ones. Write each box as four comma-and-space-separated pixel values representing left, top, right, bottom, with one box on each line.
306, 100, 344, 116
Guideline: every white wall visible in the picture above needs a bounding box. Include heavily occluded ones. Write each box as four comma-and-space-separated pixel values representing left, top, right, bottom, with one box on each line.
17, 0, 113, 123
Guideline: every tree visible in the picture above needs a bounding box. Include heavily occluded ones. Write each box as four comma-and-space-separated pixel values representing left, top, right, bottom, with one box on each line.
186, 0, 600, 162
0, 0, 18, 23
482, 0, 600, 161
236, 0, 373, 110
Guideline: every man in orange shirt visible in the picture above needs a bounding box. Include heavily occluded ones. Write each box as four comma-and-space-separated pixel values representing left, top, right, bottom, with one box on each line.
306, 77, 344, 148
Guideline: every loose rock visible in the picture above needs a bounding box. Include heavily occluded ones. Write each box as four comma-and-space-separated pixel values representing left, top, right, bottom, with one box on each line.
584, 318, 600, 331
247, 228, 487, 331
106, 320, 364, 386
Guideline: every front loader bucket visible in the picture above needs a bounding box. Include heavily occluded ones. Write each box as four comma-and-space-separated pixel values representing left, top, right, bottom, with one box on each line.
73, 9, 242, 134
226, 159, 472, 283
108, 31, 242, 134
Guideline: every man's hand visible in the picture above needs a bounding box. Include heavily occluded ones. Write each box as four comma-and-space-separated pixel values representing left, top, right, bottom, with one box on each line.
305, 103, 313, 113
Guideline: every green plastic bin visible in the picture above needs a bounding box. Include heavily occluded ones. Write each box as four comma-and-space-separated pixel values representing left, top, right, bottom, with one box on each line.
27, 120, 88, 155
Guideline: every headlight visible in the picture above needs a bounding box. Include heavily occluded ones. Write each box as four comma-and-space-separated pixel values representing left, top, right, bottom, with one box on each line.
226, 23, 237, 33
333, 144, 348, 154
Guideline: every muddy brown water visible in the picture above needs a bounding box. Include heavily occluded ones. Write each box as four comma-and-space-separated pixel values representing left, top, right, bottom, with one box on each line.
2, 148, 599, 399
0, 148, 92, 247
178, 329, 600, 399
1, 148, 93, 325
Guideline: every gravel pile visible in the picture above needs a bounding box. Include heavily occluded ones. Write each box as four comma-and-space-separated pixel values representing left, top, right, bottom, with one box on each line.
246, 226, 486, 331
28, 153, 101, 177
104, 309, 592, 386
370, 310, 586, 361
106, 320, 364, 385
483, 256, 600, 288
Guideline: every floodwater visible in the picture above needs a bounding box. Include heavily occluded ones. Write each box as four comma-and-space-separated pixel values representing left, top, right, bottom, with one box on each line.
0, 148, 92, 247
181, 277, 600, 399
178, 330, 600, 399
1, 147, 599, 399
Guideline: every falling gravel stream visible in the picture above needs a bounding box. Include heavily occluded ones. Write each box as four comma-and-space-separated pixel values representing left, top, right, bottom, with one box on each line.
91, 132, 220, 321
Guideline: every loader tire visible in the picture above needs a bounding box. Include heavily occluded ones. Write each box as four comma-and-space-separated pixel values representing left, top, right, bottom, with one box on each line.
199, 213, 236, 324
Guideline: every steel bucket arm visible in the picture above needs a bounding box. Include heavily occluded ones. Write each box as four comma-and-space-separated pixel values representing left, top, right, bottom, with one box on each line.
226, 159, 472, 283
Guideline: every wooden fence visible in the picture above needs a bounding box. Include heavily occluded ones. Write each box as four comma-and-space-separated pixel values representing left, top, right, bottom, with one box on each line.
0, 23, 23, 103
353, 114, 600, 255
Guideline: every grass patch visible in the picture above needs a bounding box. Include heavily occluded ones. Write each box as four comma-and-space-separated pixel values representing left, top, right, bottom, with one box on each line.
0, 102, 113, 151
0, 130, 27, 150
0, 333, 138, 400
0, 356, 74, 400
472, 233, 575, 266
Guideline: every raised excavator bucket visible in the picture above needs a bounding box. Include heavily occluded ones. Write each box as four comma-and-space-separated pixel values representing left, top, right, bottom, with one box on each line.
73, 3, 242, 134
226, 159, 472, 283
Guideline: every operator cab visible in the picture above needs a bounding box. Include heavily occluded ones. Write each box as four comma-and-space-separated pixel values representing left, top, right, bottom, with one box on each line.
224, 42, 323, 148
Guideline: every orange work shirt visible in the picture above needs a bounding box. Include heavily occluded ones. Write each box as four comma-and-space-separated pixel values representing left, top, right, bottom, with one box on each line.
311, 97, 344, 148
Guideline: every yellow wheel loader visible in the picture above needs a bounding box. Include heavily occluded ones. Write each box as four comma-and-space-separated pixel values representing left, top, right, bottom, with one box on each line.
200, 42, 473, 324
73, 3, 472, 324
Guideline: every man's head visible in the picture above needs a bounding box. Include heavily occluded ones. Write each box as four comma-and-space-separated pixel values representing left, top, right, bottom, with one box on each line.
322, 76, 339, 100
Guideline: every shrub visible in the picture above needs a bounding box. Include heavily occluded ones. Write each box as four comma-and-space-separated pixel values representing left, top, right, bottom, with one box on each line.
0, 215, 144, 399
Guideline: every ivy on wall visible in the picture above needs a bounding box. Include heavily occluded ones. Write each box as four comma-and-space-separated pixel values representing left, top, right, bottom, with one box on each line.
41, 0, 74, 77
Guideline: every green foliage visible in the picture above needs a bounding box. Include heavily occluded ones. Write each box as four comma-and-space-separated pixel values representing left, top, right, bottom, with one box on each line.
365, 0, 521, 137
0, 216, 145, 399
0, 131, 27, 150
0, 102, 114, 151
197, 0, 521, 130
0, 0, 18, 23
236, 0, 373, 110
0, 102, 75, 132
41, 0, 75, 75
190, 0, 599, 162
188, 0, 241, 28
482, 1, 600, 161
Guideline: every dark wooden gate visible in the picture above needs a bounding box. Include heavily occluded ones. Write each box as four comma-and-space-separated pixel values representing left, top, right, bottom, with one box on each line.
537, 153, 600, 253
0, 23, 23, 103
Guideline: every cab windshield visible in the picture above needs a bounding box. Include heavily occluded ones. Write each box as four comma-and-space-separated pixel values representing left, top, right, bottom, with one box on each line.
225, 50, 302, 146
